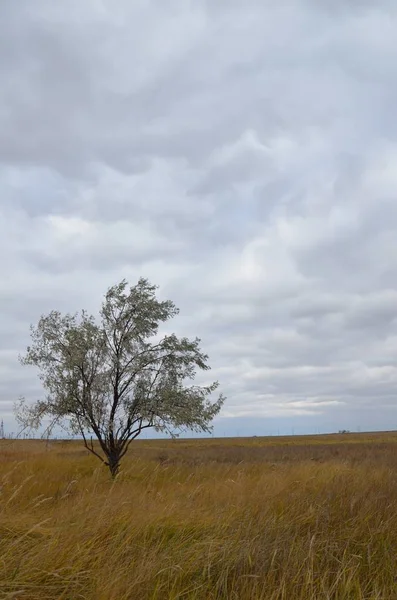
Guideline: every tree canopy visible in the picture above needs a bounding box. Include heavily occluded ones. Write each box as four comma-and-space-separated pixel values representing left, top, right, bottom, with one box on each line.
17, 278, 225, 476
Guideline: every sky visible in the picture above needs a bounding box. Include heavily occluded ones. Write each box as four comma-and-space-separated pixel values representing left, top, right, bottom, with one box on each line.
1, 0, 397, 438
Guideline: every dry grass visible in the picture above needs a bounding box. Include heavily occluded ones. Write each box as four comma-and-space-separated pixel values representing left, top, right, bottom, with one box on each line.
1, 432, 397, 599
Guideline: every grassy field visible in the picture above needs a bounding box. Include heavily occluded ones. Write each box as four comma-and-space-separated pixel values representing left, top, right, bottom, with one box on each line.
1, 432, 397, 599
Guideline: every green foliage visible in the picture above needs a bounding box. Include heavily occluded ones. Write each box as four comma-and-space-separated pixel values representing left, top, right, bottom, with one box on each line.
17, 278, 224, 476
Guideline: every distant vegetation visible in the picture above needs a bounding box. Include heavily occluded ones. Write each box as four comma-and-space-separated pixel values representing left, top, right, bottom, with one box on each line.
1, 432, 397, 599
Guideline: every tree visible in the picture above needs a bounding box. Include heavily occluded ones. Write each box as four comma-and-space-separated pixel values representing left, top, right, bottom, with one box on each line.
17, 278, 225, 477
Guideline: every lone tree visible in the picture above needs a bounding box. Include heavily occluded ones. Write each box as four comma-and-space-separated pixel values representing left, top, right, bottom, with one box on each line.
17, 278, 224, 477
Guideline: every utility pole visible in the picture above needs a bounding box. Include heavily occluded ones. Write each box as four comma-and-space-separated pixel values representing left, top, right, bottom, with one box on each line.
0, 420, 4, 439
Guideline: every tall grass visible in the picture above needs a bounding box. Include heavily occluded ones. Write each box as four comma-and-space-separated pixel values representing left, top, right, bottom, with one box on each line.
1, 433, 397, 599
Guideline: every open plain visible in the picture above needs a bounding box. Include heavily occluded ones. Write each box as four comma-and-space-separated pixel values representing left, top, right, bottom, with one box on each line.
1, 432, 397, 599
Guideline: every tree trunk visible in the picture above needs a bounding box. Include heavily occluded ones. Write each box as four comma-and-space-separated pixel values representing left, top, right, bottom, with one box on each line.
106, 453, 120, 479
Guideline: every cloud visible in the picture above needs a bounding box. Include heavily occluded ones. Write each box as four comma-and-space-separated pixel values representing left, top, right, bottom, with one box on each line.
1, 0, 397, 435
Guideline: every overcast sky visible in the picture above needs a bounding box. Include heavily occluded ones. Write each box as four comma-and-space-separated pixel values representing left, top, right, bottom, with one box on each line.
1, 0, 397, 437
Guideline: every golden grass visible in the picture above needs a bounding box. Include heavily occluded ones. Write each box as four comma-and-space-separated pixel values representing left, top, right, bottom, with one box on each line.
1, 432, 397, 599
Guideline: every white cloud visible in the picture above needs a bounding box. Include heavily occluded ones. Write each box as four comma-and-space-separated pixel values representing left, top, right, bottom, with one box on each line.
1, 0, 397, 434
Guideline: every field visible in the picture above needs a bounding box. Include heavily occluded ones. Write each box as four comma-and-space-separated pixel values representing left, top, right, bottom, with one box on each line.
1, 432, 397, 599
